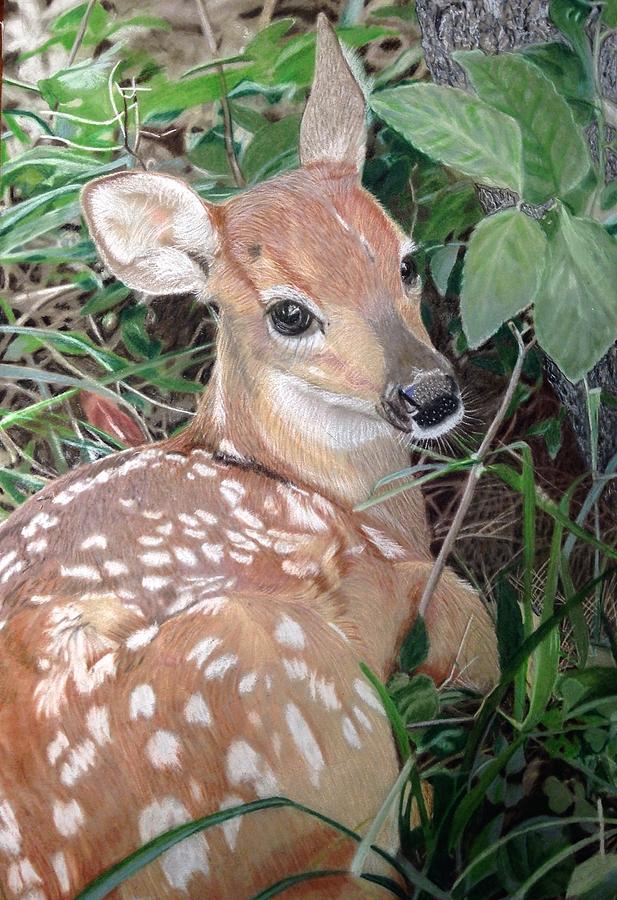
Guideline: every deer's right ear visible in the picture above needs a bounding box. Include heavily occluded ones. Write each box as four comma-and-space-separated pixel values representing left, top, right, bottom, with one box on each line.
299, 14, 367, 171
81, 172, 218, 295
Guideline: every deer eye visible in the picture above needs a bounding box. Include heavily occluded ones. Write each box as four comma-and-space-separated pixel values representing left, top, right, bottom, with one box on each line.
269, 300, 315, 336
400, 253, 418, 287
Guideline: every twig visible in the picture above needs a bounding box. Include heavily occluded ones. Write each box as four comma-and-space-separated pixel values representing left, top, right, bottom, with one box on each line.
66, 0, 98, 68
418, 325, 527, 618
193, 0, 245, 187
258, 0, 278, 30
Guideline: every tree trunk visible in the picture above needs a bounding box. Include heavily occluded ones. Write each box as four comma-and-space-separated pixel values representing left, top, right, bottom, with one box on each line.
415, 0, 617, 487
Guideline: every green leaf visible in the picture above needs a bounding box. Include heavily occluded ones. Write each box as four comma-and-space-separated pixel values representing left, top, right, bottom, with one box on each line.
429, 244, 459, 296
242, 115, 301, 184
495, 577, 524, 671
535, 206, 617, 382
371, 83, 523, 193
567, 855, 617, 899
398, 615, 429, 671
521, 42, 595, 124
461, 207, 546, 348
602, 0, 617, 26
120, 306, 161, 360
549, 0, 594, 83
454, 49, 591, 202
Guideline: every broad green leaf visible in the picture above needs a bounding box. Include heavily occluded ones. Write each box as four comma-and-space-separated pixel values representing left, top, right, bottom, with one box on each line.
549, 0, 594, 83
602, 0, 617, 26
461, 208, 546, 348
429, 244, 459, 296
535, 206, 617, 382
454, 50, 591, 202
413, 182, 481, 245
521, 42, 595, 124
398, 615, 429, 671
495, 577, 524, 671
371, 84, 523, 193
567, 854, 617, 899
242, 115, 300, 184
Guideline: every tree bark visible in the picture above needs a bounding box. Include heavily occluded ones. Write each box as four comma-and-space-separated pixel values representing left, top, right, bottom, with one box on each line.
415, 0, 617, 487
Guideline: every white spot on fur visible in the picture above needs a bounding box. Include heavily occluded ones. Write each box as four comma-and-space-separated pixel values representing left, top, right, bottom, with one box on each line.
81, 535, 107, 550
86, 705, 111, 745
51, 851, 71, 894
27, 539, 47, 554
275, 615, 306, 649
60, 740, 97, 787
1, 561, 23, 583
0, 551, 17, 573
174, 546, 198, 567
218, 794, 244, 851
130, 684, 156, 720
238, 672, 258, 694
146, 730, 181, 769
285, 703, 324, 787
138, 797, 209, 890
233, 508, 263, 529
31, 594, 53, 605
126, 624, 159, 650
0, 800, 21, 855
184, 692, 212, 726
187, 637, 221, 668
226, 741, 278, 797
220, 479, 245, 505
195, 509, 217, 524
156, 522, 173, 536
342, 716, 363, 748
141, 575, 170, 591
203, 654, 238, 680
229, 550, 253, 564
7, 857, 42, 893
353, 706, 373, 731
354, 678, 386, 714
103, 560, 129, 576
178, 513, 198, 527
360, 525, 407, 560
47, 731, 69, 766
142, 510, 163, 520
281, 559, 320, 578
201, 543, 224, 563
140, 551, 172, 567
53, 800, 85, 837
60, 564, 101, 581
138, 534, 164, 547
282, 657, 309, 681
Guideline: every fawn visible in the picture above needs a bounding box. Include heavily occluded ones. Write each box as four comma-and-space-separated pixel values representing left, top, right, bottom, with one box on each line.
0, 16, 498, 900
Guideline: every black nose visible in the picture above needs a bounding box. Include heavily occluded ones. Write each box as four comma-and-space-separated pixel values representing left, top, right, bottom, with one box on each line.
399, 374, 460, 428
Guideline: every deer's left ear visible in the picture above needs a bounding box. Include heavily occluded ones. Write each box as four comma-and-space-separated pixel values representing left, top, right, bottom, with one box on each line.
299, 14, 367, 171
81, 172, 219, 295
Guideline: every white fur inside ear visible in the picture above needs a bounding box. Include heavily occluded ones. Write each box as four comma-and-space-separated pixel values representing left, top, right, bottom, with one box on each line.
82, 173, 218, 295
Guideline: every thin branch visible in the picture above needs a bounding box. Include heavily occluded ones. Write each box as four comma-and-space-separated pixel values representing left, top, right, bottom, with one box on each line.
418, 325, 527, 618
66, 0, 98, 68
258, 0, 278, 30
193, 0, 245, 187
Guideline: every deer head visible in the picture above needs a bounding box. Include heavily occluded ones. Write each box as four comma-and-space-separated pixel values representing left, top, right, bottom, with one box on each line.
81, 16, 462, 504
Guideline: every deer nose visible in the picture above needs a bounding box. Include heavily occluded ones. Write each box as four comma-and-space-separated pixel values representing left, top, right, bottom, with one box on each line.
399, 373, 460, 429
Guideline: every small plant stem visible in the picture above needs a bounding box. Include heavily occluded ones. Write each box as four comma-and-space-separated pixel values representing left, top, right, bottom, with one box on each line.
584, 380, 604, 645
258, 0, 278, 30
418, 325, 526, 618
194, 0, 245, 188
350, 756, 413, 876
66, 0, 98, 68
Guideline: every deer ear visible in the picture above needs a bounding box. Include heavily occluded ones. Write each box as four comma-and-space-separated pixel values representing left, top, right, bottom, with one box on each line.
299, 13, 367, 171
80, 172, 218, 295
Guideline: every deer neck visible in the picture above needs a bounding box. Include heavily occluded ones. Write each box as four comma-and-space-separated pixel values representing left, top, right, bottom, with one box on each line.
187, 359, 431, 556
